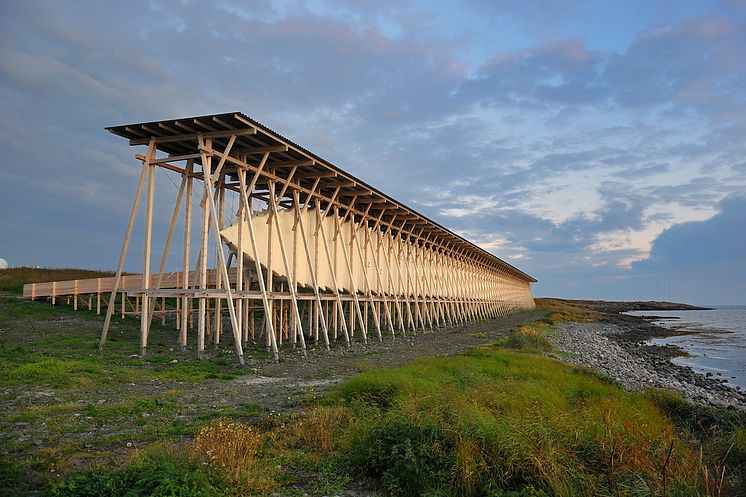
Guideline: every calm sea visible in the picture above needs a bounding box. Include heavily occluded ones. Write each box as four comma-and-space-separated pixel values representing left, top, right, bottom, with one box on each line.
625, 307, 746, 389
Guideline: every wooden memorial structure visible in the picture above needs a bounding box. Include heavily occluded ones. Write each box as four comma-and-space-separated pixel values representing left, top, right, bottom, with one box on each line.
25, 112, 536, 364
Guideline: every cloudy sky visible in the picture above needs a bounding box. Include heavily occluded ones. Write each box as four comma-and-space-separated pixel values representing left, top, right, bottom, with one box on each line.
1, 0, 745, 305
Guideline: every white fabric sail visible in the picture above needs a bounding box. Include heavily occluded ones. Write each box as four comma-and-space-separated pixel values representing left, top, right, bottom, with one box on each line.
220, 207, 535, 309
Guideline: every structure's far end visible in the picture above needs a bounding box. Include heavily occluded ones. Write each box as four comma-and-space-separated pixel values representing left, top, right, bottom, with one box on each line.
26, 112, 536, 363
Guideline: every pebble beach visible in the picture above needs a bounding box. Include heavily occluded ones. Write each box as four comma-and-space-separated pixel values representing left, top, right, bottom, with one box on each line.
551, 320, 746, 409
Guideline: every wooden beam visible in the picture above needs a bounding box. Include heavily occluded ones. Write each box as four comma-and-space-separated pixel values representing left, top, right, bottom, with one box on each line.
267, 159, 315, 167
128, 128, 256, 146
295, 171, 336, 179
233, 145, 288, 155
151, 153, 202, 164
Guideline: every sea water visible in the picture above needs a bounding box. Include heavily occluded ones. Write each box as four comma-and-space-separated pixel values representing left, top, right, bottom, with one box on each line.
625, 307, 746, 389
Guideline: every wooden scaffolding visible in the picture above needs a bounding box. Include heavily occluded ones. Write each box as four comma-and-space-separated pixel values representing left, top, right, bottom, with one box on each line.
34, 112, 537, 364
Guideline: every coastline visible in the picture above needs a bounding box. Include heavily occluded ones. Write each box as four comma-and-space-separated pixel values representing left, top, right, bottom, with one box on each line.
550, 313, 746, 409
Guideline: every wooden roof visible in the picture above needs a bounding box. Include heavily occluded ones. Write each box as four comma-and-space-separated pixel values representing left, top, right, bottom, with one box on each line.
107, 112, 536, 283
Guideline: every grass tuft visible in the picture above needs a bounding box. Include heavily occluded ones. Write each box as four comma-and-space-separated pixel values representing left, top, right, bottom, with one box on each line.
645, 389, 746, 494
499, 322, 553, 352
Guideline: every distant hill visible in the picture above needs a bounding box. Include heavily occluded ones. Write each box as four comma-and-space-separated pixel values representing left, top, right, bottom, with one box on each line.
0, 267, 117, 294
536, 297, 711, 315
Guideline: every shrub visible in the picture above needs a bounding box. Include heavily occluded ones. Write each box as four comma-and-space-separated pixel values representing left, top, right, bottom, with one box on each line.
346, 414, 454, 496
47, 453, 227, 497
190, 418, 275, 495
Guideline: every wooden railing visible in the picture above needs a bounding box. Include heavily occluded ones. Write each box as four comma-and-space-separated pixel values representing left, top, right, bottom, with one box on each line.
23, 268, 238, 299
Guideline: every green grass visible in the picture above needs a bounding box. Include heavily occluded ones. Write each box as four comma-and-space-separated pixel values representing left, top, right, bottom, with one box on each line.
0, 458, 29, 497
0, 296, 242, 390
644, 390, 746, 491
325, 346, 699, 496
0, 343, 239, 390
0, 295, 85, 319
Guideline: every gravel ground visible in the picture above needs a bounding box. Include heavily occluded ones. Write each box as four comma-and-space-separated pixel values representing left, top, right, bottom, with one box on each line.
551, 322, 746, 409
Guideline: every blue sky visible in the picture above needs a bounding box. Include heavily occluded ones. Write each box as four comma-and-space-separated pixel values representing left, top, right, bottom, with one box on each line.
1, 0, 745, 305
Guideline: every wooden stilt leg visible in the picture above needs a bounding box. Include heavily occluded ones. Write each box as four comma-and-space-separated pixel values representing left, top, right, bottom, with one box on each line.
292, 192, 332, 349
331, 206, 368, 343
197, 168, 209, 358
198, 136, 244, 365
100, 146, 153, 350
140, 160, 156, 358
267, 181, 308, 355
180, 161, 193, 351
236, 161, 279, 361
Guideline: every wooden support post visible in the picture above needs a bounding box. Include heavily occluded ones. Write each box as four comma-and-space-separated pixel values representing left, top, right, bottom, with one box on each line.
236, 158, 279, 361
267, 181, 308, 355
331, 206, 369, 343
197, 157, 210, 357
379, 222, 406, 333
214, 175, 226, 347
180, 161, 193, 350
314, 203, 352, 345
236, 175, 245, 346
393, 236, 416, 332
291, 201, 299, 346
406, 233, 432, 333
146, 164, 188, 330
416, 237, 435, 330
139, 159, 156, 357
292, 190, 334, 348
265, 199, 275, 351
99, 143, 153, 350
199, 136, 244, 365
368, 213, 396, 336
350, 211, 389, 339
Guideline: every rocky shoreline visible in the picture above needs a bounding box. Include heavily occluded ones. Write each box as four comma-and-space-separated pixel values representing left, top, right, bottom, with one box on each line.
550, 317, 746, 409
